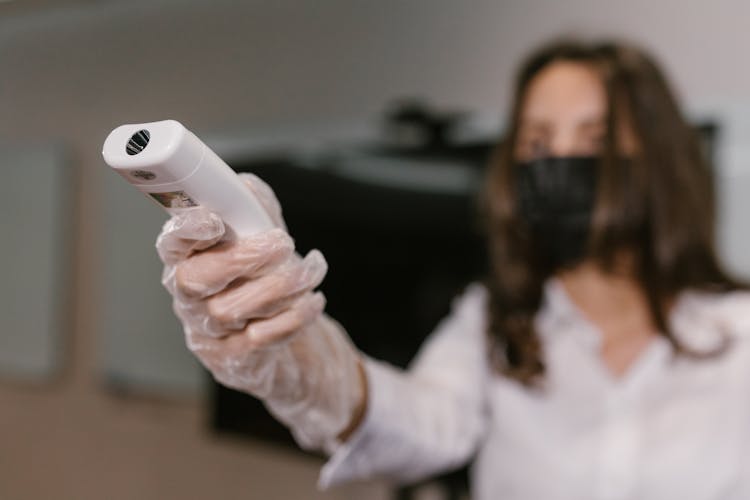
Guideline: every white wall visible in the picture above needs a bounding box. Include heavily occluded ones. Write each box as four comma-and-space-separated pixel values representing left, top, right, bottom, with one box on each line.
1, 1, 750, 499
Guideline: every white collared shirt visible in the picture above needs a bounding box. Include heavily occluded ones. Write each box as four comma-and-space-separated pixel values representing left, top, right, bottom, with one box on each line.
320, 280, 750, 499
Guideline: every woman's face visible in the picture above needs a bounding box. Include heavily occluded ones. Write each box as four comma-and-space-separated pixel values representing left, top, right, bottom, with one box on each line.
515, 61, 608, 162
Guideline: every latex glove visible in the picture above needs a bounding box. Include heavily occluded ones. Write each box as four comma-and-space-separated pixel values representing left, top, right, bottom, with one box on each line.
156, 173, 366, 452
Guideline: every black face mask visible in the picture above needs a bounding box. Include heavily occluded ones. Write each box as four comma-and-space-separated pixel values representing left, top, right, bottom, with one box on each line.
515, 156, 599, 270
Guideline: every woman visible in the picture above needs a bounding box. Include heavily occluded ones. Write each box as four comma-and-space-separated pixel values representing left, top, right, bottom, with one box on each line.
156, 39, 750, 499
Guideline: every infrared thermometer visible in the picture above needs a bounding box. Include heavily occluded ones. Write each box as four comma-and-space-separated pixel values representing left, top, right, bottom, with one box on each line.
102, 119, 274, 238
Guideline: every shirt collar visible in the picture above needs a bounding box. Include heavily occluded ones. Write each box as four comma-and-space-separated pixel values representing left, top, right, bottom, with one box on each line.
668, 289, 731, 352
537, 278, 730, 354
536, 277, 603, 351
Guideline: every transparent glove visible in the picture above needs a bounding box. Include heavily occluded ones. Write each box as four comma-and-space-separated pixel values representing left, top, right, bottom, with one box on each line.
156, 173, 366, 452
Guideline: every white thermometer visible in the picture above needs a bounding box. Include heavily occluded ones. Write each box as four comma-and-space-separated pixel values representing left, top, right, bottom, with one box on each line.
102, 119, 274, 238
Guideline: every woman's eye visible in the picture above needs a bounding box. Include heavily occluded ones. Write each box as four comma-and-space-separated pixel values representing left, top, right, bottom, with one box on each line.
586, 134, 605, 152
529, 138, 549, 158
517, 136, 547, 157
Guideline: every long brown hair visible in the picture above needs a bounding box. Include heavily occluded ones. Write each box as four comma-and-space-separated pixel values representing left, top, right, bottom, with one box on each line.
481, 39, 744, 385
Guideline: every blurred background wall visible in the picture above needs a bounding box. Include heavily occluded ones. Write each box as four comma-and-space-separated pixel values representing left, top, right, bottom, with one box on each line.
2, 0, 750, 499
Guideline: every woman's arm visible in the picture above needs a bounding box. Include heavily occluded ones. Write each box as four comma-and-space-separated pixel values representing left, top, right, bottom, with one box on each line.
155, 173, 488, 482
321, 284, 490, 487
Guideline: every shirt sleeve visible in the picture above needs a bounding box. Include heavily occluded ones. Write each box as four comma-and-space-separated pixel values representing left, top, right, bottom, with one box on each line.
319, 283, 490, 488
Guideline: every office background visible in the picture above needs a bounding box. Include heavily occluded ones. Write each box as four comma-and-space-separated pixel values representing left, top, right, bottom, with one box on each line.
2, 1, 750, 499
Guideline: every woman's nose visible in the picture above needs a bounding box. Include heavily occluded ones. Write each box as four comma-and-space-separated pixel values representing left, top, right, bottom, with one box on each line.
549, 131, 579, 157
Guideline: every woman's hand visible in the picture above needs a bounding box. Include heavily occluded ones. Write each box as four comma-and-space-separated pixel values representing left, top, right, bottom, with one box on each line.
155, 174, 367, 451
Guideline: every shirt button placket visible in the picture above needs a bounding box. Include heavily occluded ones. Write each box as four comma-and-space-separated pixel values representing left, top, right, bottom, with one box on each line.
596, 395, 639, 500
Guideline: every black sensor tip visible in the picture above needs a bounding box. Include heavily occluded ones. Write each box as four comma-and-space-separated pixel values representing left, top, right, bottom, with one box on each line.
126, 129, 151, 155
